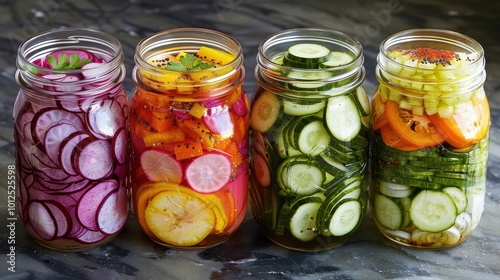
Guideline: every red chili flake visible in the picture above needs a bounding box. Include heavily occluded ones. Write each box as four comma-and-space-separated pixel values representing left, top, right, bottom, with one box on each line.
401, 48, 458, 66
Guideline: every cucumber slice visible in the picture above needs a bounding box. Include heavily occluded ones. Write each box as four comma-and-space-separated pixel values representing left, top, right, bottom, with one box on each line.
379, 181, 414, 198
295, 119, 331, 156
286, 43, 331, 62
289, 201, 321, 242
320, 51, 354, 67
328, 199, 362, 236
283, 99, 326, 116
276, 156, 324, 195
250, 90, 282, 132
443, 187, 467, 214
352, 87, 370, 117
286, 70, 333, 90
324, 95, 361, 142
280, 161, 325, 196
374, 193, 403, 230
410, 190, 457, 233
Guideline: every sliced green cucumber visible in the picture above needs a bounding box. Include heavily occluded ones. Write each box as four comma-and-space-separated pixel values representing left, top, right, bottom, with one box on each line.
320, 51, 354, 68
289, 201, 321, 242
277, 156, 325, 196
328, 199, 362, 236
379, 181, 414, 198
410, 190, 457, 233
250, 90, 282, 132
294, 119, 331, 156
286, 70, 333, 90
374, 193, 403, 230
352, 87, 370, 117
282, 99, 326, 116
284, 43, 332, 67
324, 95, 361, 142
442, 187, 467, 214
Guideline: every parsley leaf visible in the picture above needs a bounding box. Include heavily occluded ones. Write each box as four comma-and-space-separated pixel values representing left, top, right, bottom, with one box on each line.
165, 53, 213, 71
47, 54, 91, 70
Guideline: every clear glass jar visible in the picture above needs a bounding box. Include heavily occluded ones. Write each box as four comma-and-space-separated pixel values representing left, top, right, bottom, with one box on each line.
14, 28, 130, 251
131, 28, 248, 249
370, 29, 489, 248
249, 28, 370, 251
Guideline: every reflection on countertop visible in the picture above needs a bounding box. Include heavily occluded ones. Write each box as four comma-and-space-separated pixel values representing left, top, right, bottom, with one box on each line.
1, 0, 499, 279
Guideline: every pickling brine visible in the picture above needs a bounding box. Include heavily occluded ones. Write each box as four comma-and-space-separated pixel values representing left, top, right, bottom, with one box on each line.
249, 28, 370, 251
14, 28, 129, 251
130, 28, 248, 249
370, 29, 489, 248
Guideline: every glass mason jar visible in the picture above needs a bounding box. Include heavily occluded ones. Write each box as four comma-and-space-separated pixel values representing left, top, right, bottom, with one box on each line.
131, 28, 248, 249
370, 29, 489, 249
249, 28, 370, 251
14, 28, 130, 251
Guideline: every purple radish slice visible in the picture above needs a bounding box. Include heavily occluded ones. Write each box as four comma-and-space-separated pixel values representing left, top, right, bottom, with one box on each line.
81, 62, 109, 79
87, 99, 125, 139
96, 187, 128, 235
202, 105, 234, 138
67, 205, 85, 238
15, 111, 34, 140
32, 57, 52, 68
171, 108, 194, 120
112, 127, 127, 165
75, 229, 107, 244
44, 122, 80, 165
44, 201, 72, 238
42, 73, 67, 81
231, 92, 248, 117
56, 97, 82, 112
140, 148, 183, 183
77, 179, 118, 230
28, 200, 57, 241
31, 108, 84, 150
201, 98, 224, 108
185, 153, 232, 193
59, 132, 90, 176
79, 96, 99, 112
73, 138, 114, 180
54, 75, 83, 92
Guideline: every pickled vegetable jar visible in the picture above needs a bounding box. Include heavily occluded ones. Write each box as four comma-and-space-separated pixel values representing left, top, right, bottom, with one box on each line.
14, 28, 130, 251
249, 28, 370, 251
370, 29, 490, 248
131, 28, 248, 249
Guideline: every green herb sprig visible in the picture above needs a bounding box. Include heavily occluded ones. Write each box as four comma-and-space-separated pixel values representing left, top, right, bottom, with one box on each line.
165, 53, 213, 71
47, 54, 91, 70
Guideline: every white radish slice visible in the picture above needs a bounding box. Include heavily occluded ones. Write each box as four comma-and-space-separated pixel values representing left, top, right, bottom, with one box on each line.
185, 153, 232, 193
42, 73, 67, 81
87, 99, 125, 139
75, 229, 107, 244
28, 201, 57, 241
59, 132, 89, 176
74, 138, 114, 180
82, 62, 110, 78
96, 186, 128, 234
202, 105, 234, 138
55, 75, 83, 92
44, 201, 71, 238
77, 180, 118, 230
140, 148, 183, 183
112, 127, 127, 165
44, 122, 80, 165
31, 108, 84, 149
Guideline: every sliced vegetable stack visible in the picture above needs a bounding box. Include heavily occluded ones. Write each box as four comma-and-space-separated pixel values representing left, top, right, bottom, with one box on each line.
249, 43, 369, 247
131, 46, 249, 247
371, 47, 489, 248
15, 49, 130, 248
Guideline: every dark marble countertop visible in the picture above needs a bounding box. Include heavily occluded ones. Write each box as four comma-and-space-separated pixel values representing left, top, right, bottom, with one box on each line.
1, 0, 499, 279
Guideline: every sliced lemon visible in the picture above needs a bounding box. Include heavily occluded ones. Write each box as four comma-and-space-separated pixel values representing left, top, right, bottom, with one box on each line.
145, 190, 215, 246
